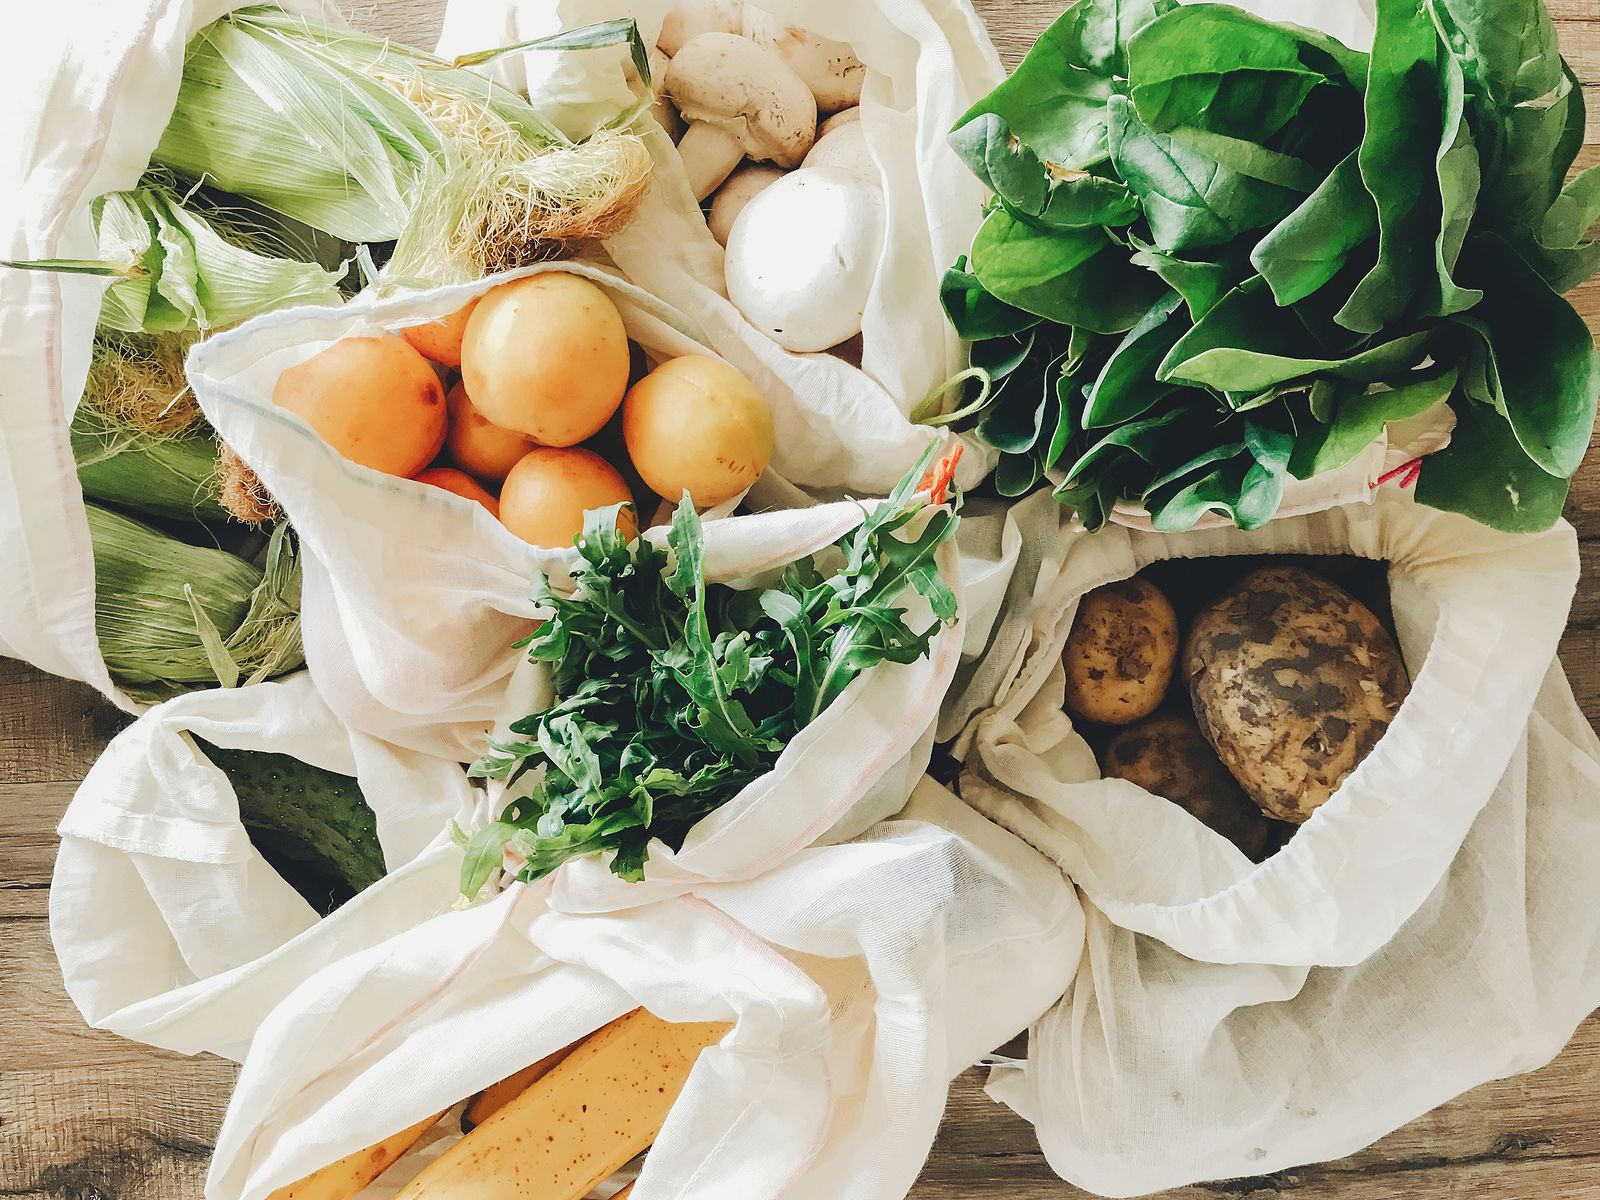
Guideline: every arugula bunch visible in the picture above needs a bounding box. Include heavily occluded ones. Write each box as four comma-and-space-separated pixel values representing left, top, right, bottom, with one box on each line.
941, 0, 1600, 533
461, 447, 961, 893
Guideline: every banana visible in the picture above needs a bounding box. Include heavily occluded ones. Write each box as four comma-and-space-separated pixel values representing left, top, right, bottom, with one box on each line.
267, 1109, 443, 1200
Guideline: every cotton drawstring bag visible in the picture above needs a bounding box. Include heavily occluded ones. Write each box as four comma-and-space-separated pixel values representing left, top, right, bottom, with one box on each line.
201, 778, 1085, 1200
185, 260, 967, 897
0, 0, 351, 711
50, 670, 476, 1062
433, 0, 1005, 497
952, 492, 1600, 1195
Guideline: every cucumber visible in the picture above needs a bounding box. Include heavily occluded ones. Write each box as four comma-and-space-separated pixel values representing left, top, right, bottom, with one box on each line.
197, 739, 386, 914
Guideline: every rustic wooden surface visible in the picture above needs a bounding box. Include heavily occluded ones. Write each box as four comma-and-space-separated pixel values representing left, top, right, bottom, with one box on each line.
4, 1, 1600, 1197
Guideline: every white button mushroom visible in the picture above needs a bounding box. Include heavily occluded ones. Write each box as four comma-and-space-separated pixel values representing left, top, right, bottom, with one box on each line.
707, 163, 786, 246
723, 166, 884, 353
741, 9, 865, 113
644, 46, 685, 141
665, 32, 818, 170
801, 119, 874, 184
657, 0, 744, 57
817, 105, 861, 139
677, 121, 746, 200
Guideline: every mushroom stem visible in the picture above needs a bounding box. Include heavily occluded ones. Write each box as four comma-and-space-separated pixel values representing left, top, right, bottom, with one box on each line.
678, 121, 745, 199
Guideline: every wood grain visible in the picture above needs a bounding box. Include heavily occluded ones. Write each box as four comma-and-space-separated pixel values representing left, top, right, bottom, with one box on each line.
1, 1, 1598, 1199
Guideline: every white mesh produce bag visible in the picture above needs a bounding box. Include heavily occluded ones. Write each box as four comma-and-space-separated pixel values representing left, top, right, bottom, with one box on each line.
950, 492, 1600, 1196
202, 778, 1084, 1200
185, 261, 967, 896
50, 670, 475, 1061
434, 0, 1004, 497
0, 0, 341, 710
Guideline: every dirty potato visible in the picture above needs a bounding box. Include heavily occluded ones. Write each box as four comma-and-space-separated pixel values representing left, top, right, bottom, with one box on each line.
1102, 713, 1276, 861
1185, 565, 1410, 824
1063, 577, 1179, 726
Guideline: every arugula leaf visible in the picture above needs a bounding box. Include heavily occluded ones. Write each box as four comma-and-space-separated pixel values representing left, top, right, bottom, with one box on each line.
462, 451, 962, 891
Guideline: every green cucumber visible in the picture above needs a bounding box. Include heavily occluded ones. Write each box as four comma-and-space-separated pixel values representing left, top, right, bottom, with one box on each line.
197, 740, 386, 914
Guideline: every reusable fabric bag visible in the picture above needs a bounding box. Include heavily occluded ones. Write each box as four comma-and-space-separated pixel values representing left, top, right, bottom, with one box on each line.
50, 670, 475, 1062
200, 778, 1086, 1200
0, 0, 339, 710
185, 261, 967, 900
952, 492, 1600, 1195
434, 0, 1004, 497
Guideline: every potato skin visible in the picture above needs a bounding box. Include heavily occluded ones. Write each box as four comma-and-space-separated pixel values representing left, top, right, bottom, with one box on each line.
1185, 565, 1409, 824
1102, 713, 1274, 860
1063, 578, 1179, 726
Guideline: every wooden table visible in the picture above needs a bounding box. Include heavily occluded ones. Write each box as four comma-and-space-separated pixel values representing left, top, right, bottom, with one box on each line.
4, 1, 1600, 1197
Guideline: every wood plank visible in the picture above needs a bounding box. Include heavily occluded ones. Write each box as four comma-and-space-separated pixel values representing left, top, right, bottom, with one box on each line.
1, 781, 74, 894
0, 1061, 236, 1200
0, 660, 131, 786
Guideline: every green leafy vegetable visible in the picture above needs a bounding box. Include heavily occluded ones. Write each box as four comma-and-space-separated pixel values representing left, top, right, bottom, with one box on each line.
463, 448, 962, 893
940, 0, 1600, 533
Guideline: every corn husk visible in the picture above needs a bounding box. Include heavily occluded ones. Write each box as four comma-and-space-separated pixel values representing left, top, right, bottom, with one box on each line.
152, 6, 653, 281
72, 404, 227, 523
94, 184, 345, 334
69, 333, 229, 522
87, 505, 304, 699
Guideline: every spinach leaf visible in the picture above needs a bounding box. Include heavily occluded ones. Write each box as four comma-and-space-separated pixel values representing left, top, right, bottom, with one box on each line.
969, 205, 1163, 332
1336, 0, 1449, 332
1288, 364, 1460, 478
1108, 95, 1302, 253
1527, 162, 1600, 293
1414, 395, 1571, 532
1252, 149, 1377, 306
941, 257, 1041, 340
952, 0, 1172, 169
1160, 278, 1435, 392
1130, 237, 1245, 319
1125, 4, 1364, 141
1458, 234, 1597, 478
1082, 290, 1187, 427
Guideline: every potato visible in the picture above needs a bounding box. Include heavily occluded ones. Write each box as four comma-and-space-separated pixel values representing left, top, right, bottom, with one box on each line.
1102, 713, 1275, 860
1185, 565, 1410, 824
414, 467, 499, 516
1062, 577, 1179, 726
499, 447, 637, 549
400, 298, 478, 368
273, 335, 446, 477
622, 355, 775, 508
445, 382, 535, 483
460, 274, 631, 447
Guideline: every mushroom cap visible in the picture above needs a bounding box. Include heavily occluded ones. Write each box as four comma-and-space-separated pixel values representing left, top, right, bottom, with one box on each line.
741, 9, 865, 113
724, 166, 884, 353
802, 120, 875, 184
818, 105, 861, 138
657, 0, 743, 57
708, 163, 786, 245
665, 32, 817, 168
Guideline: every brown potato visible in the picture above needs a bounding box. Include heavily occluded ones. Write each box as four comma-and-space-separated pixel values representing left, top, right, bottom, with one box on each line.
1185, 565, 1410, 824
1102, 713, 1276, 861
1062, 577, 1179, 726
